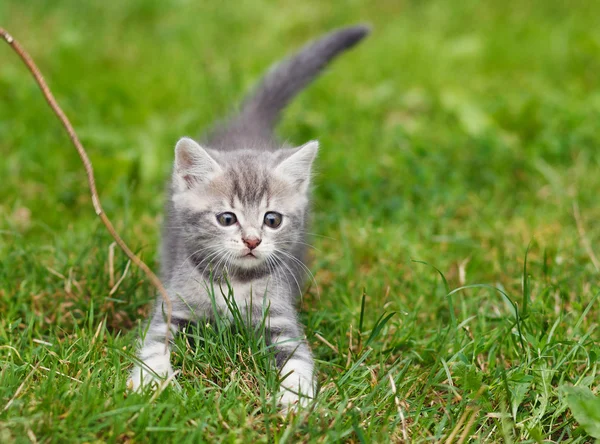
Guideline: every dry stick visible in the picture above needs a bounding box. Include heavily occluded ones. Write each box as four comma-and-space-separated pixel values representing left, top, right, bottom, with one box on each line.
0, 28, 172, 347
314, 333, 339, 354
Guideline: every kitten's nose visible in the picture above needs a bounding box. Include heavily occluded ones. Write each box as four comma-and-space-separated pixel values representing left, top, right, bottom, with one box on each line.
243, 236, 262, 250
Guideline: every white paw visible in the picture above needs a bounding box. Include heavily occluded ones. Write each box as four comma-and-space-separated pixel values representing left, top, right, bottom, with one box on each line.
128, 364, 175, 392
278, 372, 316, 413
278, 389, 308, 413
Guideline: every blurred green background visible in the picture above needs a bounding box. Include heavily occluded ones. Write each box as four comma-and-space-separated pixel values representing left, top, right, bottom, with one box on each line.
1, 0, 599, 441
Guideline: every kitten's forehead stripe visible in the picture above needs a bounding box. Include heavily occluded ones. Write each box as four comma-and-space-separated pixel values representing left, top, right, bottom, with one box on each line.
230, 173, 242, 207
227, 166, 271, 206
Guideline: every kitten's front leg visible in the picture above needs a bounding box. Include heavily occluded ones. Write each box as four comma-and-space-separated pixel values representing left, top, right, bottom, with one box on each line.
267, 318, 316, 411
129, 307, 186, 391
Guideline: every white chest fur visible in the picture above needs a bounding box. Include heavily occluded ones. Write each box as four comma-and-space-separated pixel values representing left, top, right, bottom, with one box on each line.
211, 278, 270, 314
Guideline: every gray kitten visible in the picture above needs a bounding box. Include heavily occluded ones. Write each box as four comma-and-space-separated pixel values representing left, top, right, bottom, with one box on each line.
129, 25, 369, 410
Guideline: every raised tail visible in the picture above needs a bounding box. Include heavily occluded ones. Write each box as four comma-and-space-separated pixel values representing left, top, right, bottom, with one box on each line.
209, 25, 370, 146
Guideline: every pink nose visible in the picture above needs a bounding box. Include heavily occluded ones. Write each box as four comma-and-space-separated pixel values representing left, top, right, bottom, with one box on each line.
243, 237, 261, 250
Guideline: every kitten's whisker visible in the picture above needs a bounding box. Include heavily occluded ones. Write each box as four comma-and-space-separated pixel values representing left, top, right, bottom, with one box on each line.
274, 248, 320, 299
272, 233, 319, 249
272, 253, 304, 301
270, 257, 286, 298
274, 247, 317, 276
265, 256, 278, 295
184, 249, 223, 285
212, 250, 231, 281
177, 244, 222, 272
298, 231, 338, 241
269, 255, 289, 298
207, 250, 231, 291
266, 255, 284, 296
223, 251, 236, 278
275, 240, 321, 252
185, 253, 220, 285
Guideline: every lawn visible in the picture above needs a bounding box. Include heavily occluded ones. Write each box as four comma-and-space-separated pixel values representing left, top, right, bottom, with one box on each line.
1, 0, 599, 442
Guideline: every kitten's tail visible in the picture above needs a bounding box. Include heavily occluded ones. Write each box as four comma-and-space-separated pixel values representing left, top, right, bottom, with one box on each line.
216, 25, 370, 143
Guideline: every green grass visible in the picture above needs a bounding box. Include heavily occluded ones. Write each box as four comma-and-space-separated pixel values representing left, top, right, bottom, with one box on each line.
1, 0, 600, 441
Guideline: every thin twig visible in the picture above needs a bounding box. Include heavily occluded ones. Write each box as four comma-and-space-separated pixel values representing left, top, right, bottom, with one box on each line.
315, 333, 339, 354
573, 202, 600, 273
0, 27, 172, 344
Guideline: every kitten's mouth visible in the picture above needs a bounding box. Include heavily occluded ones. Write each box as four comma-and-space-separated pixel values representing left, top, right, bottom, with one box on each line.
244, 252, 257, 258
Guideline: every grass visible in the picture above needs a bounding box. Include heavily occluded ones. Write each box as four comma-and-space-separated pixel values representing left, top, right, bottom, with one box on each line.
1, 0, 599, 441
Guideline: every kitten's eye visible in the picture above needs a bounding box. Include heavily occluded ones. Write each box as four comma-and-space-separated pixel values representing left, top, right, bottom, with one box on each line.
264, 212, 283, 229
216, 212, 237, 226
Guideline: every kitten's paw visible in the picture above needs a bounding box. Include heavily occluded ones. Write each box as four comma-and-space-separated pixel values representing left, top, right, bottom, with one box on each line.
278, 389, 309, 413
278, 375, 316, 413
128, 365, 175, 392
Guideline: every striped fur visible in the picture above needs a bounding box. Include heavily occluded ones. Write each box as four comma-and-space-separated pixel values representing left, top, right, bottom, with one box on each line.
129, 25, 370, 410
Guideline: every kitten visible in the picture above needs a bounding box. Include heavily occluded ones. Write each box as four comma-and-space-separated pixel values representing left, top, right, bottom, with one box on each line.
129, 25, 370, 410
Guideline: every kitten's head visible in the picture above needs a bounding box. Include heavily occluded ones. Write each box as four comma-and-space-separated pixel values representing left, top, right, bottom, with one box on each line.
171, 137, 317, 277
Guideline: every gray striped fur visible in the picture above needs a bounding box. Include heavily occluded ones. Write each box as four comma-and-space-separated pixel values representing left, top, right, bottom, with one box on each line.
130, 25, 370, 410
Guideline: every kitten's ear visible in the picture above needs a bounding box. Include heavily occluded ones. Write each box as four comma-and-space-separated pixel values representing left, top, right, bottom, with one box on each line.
174, 137, 221, 188
275, 140, 319, 191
